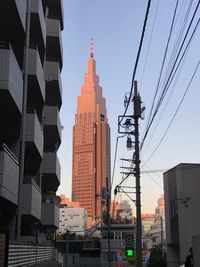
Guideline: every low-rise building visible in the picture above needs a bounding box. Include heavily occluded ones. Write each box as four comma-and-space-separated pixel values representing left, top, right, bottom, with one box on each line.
58, 206, 87, 235
100, 224, 135, 266
57, 195, 87, 236
150, 194, 165, 247
164, 163, 200, 267
141, 213, 155, 249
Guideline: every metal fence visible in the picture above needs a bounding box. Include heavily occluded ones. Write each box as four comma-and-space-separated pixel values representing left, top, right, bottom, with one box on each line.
8, 242, 56, 267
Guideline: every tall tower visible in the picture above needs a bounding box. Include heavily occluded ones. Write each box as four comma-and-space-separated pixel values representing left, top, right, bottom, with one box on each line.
72, 40, 111, 226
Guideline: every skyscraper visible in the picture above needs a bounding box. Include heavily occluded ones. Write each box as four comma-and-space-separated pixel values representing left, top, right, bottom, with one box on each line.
72, 40, 111, 227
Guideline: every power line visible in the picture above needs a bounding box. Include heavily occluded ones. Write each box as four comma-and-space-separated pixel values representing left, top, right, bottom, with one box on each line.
140, 0, 200, 151
143, 0, 179, 147
119, 0, 152, 123
140, 0, 160, 92
141, 1, 199, 153
142, 57, 200, 166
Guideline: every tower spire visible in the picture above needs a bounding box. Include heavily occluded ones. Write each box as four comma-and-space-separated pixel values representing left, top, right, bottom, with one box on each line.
90, 37, 94, 58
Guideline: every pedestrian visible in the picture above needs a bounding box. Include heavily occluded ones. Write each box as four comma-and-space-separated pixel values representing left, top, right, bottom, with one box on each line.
184, 247, 193, 267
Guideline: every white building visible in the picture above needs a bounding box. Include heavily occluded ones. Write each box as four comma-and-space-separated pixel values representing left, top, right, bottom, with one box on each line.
117, 200, 133, 223
58, 206, 87, 236
141, 214, 155, 249
164, 163, 200, 267
150, 194, 165, 246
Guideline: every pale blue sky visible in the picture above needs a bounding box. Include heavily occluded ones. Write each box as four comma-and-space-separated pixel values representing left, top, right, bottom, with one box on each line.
58, 0, 200, 213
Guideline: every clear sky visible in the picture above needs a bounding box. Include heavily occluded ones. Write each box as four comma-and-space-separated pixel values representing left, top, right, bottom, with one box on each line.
58, 0, 200, 213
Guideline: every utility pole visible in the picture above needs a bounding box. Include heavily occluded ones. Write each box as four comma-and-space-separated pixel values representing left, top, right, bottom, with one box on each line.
133, 81, 142, 267
106, 176, 111, 267
65, 230, 69, 267
118, 80, 144, 267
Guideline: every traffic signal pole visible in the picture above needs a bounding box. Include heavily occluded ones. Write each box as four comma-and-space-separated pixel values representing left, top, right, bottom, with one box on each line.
133, 81, 142, 267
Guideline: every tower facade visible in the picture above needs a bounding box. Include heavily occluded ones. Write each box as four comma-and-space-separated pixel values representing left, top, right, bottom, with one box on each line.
72, 45, 111, 226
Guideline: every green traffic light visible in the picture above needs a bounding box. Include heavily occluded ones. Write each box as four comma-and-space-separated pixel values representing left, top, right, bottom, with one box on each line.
126, 249, 134, 257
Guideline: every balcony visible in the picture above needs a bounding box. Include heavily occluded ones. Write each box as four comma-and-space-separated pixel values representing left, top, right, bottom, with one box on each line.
0, 143, 19, 205
46, 18, 63, 69
0, 46, 22, 139
15, 0, 27, 30
25, 112, 43, 172
41, 152, 61, 191
20, 178, 41, 220
41, 195, 60, 228
46, 0, 64, 30
45, 61, 62, 109
30, 0, 46, 61
0, 2, 26, 67
43, 106, 61, 150
28, 48, 45, 117
0, 45, 23, 116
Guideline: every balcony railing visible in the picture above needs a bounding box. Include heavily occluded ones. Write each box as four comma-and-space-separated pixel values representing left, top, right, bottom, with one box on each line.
28, 48, 45, 101
45, 61, 62, 108
0, 143, 19, 205
15, 0, 27, 30
43, 105, 62, 148
46, 18, 63, 69
0, 46, 23, 113
41, 152, 61, 191
20, 180, 41, 220
1, 143, 19, 166
30, 0, 46, 46
25, 111, 44, 158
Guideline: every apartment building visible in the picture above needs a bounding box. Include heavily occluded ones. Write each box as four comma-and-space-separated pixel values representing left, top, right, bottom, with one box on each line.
0, 0, 63, 244
164, 163, 200, 267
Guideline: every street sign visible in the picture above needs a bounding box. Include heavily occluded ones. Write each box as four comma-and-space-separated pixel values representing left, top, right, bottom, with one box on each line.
125, 233, 133, 242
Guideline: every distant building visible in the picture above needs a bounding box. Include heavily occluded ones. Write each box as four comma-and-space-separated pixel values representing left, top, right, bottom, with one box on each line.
60, 194, 80, 208
100, 224, 135, 266
141, 213, 155, 234
58, 206, 87, 236
150, 194, 165, 247
110, 199, 133, 224
164, 163, 200, 267
57, 195, 87, 236
141, 213, 155, 249
72, 41, 111, 227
